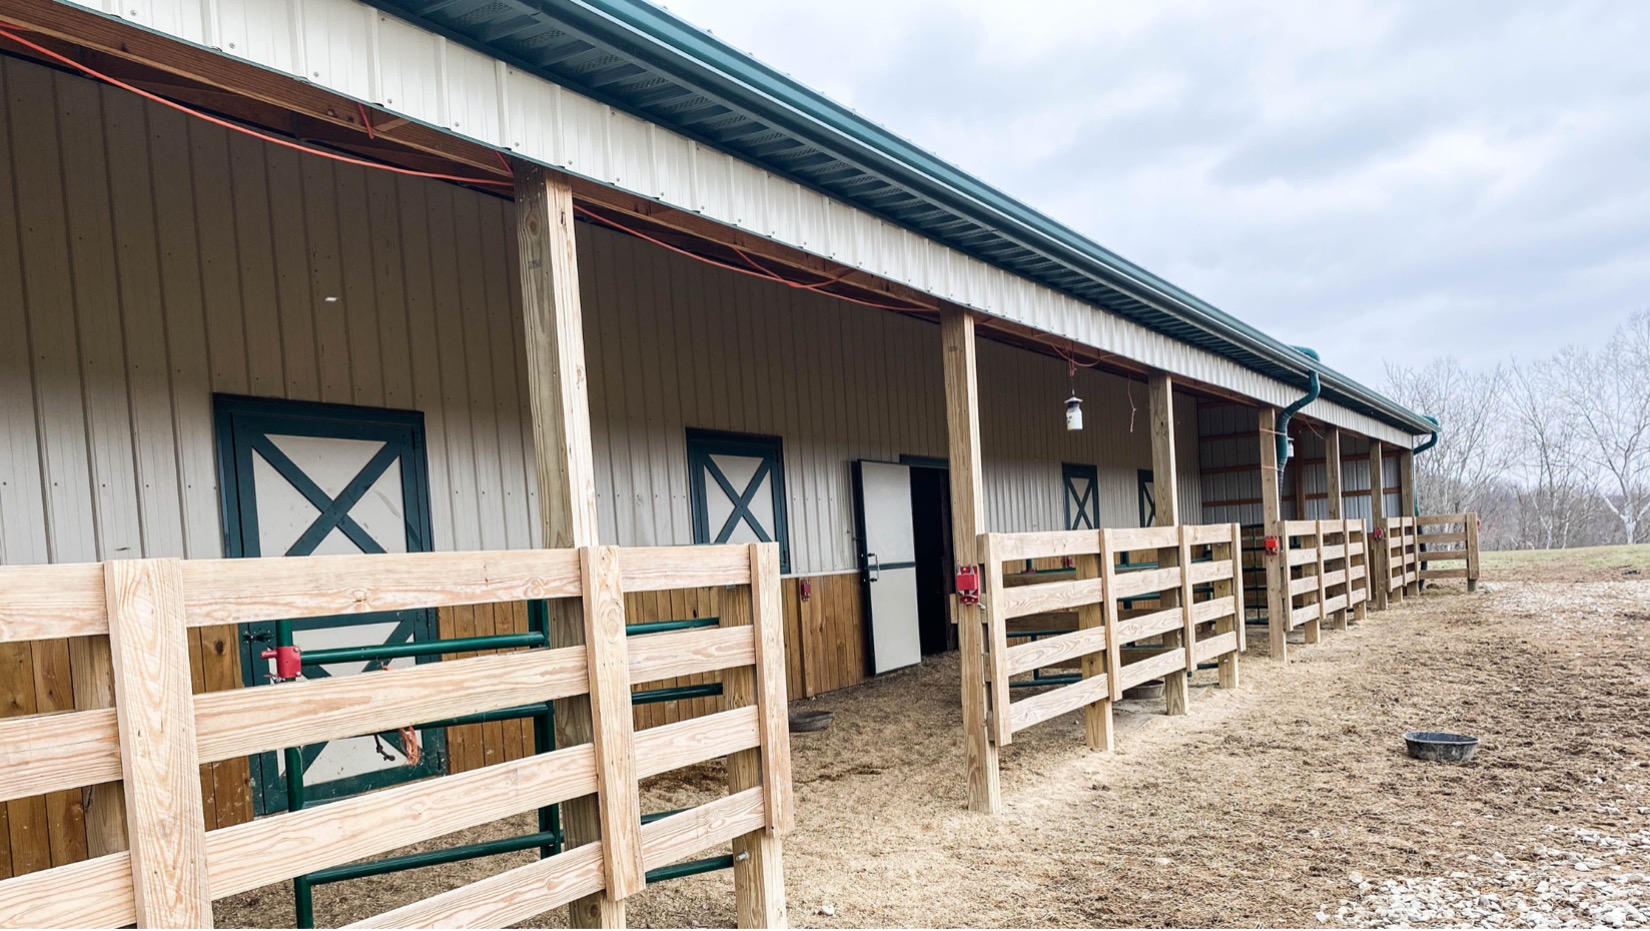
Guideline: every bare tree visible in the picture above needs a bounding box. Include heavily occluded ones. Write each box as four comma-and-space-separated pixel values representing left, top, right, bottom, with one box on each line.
1506, 358, 1597, 549
1382, 357, 1511, 522
1553, 311, 1650, 544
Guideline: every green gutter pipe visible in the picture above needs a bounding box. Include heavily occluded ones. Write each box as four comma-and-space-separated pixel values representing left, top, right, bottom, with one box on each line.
1412, 414, 1438, 515
1275, 347, 1321, 469
1413, 415, 1440, 454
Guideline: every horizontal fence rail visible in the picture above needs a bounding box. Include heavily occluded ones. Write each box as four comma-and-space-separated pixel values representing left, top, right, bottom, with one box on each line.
1280, 519, 1370, 638
977, 523, 1245, 754
0, 543, 792, 929
1412, 512, 1482, 592
1383, 517, 1420, 600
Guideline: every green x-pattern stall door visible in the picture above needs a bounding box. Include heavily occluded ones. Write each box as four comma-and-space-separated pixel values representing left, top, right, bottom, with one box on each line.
1063, 463, 1100, 530
687, 429, 790, 573
216, 395, 445, 813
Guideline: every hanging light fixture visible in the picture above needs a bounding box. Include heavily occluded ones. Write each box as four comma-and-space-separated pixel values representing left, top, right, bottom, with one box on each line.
1064, 357, 1083, 431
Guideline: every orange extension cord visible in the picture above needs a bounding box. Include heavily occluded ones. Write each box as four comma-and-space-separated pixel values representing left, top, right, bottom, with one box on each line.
0, 23, 928, 313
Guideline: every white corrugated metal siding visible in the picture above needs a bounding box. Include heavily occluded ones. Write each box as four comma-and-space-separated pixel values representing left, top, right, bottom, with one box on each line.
581, 223, 1203, 572
52, 0, 1417, 447
0, 55, 1199, 575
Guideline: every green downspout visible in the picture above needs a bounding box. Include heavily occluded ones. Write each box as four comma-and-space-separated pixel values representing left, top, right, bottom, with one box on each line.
1275, 347, 1322, 469
1411, 415, 1440, 520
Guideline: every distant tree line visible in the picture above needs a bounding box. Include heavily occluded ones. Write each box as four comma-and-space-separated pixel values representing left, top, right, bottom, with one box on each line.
1381, 310, 1650, 551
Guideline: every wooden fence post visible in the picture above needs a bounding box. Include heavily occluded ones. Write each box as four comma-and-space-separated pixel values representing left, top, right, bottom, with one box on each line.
580, 546, 645, 911
1369, 440, 1389, 612
1351, 521, 1369, 623
726, 543, 791, 929
1216, 523, 1243, 689
979, 534, 1011, 748
1075, 541, 1113, 751
1100, 530, 1124, 700
1466, 515, 1481, 593
1304, 520, 1324, 644
105, 558, 211, 928
1177, 525, 1196, 680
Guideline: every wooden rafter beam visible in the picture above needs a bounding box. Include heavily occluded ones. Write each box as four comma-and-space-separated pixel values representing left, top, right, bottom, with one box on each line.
0, 0, 512, 181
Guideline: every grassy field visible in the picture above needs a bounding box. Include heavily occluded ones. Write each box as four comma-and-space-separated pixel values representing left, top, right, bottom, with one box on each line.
1480, 543, 1650, 580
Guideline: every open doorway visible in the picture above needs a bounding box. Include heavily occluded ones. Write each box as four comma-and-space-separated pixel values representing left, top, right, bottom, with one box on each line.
853, 457, 957, 676
908, 463, 956, 655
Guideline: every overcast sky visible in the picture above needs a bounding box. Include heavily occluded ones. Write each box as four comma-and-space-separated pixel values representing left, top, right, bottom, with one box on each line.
657, 0, 1650, 386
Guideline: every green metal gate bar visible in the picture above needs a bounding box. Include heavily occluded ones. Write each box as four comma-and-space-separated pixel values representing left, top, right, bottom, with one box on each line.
276, 597, 743, 927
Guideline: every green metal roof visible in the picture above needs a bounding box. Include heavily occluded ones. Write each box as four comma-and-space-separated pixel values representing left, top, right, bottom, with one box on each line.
368, 0, 1432, 437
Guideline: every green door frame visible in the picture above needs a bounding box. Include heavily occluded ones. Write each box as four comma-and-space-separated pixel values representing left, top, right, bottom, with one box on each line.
214, 394, 446, 813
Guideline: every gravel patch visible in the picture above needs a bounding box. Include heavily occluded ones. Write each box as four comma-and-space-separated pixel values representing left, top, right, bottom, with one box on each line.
1332, 825, 1650, 928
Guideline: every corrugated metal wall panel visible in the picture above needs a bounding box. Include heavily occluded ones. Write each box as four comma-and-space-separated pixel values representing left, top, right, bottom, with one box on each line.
0, 57, 536, 563
1197, 405, 1263, 527
56, 0, 1417, 446
0, 51, 1198, 577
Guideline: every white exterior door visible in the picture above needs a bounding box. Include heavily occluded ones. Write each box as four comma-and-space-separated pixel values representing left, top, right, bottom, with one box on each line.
855, 461, 922, 674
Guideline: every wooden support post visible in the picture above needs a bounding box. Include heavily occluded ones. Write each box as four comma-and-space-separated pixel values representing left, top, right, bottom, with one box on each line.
1399, 448, 1418, 597
1074, 549, 1113, 751
1324, 429, 1348, 630
942, 309, 1001, 814
105, 559, 212, 928
1369, 440, 1389, 612
727, 543, 790, 928
1149, 374, 1188, 716
515, 163, 614, 926
1259, 407, 1289, 662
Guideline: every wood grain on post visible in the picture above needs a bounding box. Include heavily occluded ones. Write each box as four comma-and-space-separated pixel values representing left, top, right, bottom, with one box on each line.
580, 546, 644, 903
1259, 407, 1289, 662
1218, 523, 1243, 688
1148, 374, 1188, 715
1074, 544, 1113, 751
979, 533, 1011, 747
68, 633, 128, 857
1369, 440, 1389, 611
104, 558, 211, 928
726, 543, 789, 928
942, 308, 1001, 814
516, 163, 616, 926
1099, 530, 1124, 702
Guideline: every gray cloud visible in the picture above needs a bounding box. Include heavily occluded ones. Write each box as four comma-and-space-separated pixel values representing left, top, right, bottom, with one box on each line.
660, 0, 1650, 385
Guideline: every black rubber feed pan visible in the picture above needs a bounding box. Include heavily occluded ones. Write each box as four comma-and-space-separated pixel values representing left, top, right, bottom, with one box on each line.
789, 709, 834, 733
1404, 730, 1481, 763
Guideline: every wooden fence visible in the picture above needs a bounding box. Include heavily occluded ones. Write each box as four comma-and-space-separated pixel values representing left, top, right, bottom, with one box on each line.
977, 523, 1245, 752
1281, 519, 1371, 640
0, 543, 791, 929
1382, 516, 1420, 600
1413, 513, 1482, 592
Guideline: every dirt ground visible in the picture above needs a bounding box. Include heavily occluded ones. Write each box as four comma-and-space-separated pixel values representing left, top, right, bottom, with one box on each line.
217, 551, 1650, 928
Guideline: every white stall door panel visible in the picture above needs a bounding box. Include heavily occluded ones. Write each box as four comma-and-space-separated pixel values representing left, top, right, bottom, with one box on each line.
858, 461, 921, 674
